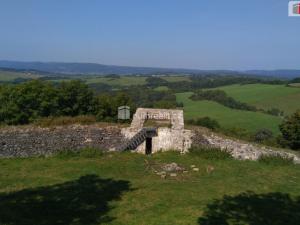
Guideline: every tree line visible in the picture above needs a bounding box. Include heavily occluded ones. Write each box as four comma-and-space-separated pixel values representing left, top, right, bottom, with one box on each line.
0, 80, 133, 125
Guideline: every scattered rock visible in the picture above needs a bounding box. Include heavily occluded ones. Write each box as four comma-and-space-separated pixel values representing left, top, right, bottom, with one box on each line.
193, 168, 199, 172
190, 165, 196, 168
162, 162, 184, 172
206, 165, 214, 174
161, 174, 167, 179
170, 173, 177, 177
156, 171, 166, 176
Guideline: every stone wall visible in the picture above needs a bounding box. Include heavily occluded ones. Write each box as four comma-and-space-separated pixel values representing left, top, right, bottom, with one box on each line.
1, 122, 299, 163
0, 125, 125, 158
192, 128, 300, 164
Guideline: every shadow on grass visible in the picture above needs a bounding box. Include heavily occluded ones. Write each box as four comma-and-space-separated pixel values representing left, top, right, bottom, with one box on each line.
198, 191, 300, 225
0, 175, 131, 225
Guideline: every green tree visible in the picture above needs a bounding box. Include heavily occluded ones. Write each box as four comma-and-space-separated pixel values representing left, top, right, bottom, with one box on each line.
58, 80, 95, 116
279, 110, 300, 150
0, 80, 59, 124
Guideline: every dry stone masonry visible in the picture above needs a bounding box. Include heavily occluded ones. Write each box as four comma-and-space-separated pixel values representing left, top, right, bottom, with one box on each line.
0, 125, 125, 158
0, 108, 299, 164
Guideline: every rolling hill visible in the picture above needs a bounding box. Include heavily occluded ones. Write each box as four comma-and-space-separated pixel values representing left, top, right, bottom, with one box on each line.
0, 60, 300, 78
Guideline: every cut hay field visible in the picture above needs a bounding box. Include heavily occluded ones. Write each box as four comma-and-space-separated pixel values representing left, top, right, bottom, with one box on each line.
176, 92, 282, 134
0, 151, 299, 225
215, 84, 300, 115
0, 71, 41, 81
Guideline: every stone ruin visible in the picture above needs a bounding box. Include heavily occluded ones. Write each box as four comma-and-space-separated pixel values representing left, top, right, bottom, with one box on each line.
121, 108, 193, 154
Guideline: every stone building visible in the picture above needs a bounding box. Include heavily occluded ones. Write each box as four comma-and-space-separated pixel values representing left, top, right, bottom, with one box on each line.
121, 108, 193, 154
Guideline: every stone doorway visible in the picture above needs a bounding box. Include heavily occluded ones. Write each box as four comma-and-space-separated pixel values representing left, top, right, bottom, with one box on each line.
145, 137, 152, 155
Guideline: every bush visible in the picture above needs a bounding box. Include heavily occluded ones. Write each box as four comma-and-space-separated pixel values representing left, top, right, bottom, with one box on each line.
266, 108, 284, 116
258, 154, 293, 166
253, 129, 273, 143
187, 117, 220, 130
189, 146, 233, 160
279, 110, 300, 150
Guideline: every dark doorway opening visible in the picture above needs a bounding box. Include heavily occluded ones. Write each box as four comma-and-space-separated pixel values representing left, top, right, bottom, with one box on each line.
145, 137, 152, 155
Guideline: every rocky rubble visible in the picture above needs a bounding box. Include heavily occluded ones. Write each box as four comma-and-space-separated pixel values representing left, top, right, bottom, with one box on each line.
161, 162, 184, 172
201, 133, 300, 164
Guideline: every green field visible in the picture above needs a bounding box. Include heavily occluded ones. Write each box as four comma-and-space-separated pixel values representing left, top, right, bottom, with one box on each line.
215, 84, 300, 115
0, 151, 299, 225
176, 92, 282, 134
162, 76, 191, 82
154, 86, 170, 91
85, 75, 190, 86
85, 76, 147, 86
0, 71, 41, 81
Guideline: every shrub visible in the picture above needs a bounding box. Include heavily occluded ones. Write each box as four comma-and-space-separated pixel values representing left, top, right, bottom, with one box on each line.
253, 129, 273, 143
187, 117, 220, 130
279, 110, 300, 150
266, 108, 284, 116
189, 146, 233, 160
258, 154, 294, 166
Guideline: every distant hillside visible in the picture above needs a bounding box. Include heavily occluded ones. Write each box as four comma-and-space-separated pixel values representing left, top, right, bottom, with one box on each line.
0, 60, 201, 75
244, 70, 300, 79
0, 60, 299, 78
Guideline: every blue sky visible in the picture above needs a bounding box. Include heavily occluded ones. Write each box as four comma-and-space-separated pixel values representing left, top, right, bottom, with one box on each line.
0, 0, 299, 70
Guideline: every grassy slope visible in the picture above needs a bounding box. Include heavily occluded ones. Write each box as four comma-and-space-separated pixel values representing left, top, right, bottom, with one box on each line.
176, 92, 281, 134
0, 152, 299, 225
0, 71, 41, 81
216, 84, 300, 115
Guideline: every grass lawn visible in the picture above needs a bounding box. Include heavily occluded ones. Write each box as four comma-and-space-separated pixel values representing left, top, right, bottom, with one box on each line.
176, 92, 282, 134
0, 71, 41, 82
0, 151, 299, 225
215, 84, 300, 115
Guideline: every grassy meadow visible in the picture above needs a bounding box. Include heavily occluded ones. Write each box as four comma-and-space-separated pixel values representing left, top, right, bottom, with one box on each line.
0, 151, 299, 225
216, 84, 300, 115
176, 92, 282, 134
